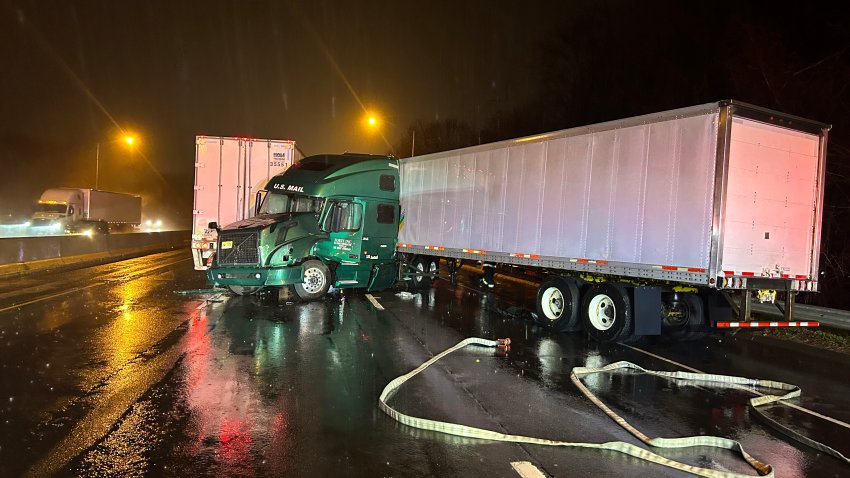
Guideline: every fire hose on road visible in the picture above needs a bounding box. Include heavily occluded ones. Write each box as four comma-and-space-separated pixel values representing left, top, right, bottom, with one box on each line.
379, 337, 849, 478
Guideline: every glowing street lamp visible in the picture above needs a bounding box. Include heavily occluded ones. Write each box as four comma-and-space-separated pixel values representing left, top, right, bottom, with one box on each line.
363, 113, 415, 156
96, 134, 137, 190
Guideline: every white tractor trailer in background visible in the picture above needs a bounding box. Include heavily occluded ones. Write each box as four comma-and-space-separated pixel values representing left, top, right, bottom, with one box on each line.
32, 188, 142, 233
398, 101, 829, 342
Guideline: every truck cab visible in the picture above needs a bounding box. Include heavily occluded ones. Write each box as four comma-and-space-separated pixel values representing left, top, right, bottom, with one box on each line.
31, 188, 84, 233
207, 153, 400, 299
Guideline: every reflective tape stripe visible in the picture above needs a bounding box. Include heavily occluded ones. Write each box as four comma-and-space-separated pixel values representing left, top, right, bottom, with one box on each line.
424, 246, 445, 251
462, 249, 486, 254
716, 321, 820, 328
510, 253, 540, 259
573, 258, 608, 264
397, 243, 411, 248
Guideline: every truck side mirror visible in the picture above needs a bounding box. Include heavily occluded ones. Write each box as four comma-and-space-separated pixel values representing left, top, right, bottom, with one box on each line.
255, 190, 267, 216
208, 221, 218, 230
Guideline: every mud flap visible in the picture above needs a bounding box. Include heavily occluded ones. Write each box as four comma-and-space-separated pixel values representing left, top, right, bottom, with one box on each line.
368, 262, 398, 292
631, 286, 661, 336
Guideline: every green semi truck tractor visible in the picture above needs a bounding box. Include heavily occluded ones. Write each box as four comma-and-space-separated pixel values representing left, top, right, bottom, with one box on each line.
207, 153, 401, 301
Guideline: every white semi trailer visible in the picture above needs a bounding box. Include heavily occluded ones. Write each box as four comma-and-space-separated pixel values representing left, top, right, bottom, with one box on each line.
32, 188, 142, 233
398, 101, 829, 342
191, 136, 301, 270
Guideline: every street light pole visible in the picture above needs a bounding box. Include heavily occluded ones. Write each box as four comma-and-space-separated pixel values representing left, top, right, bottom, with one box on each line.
95, 142, 100, 190
411, 129, 415, 157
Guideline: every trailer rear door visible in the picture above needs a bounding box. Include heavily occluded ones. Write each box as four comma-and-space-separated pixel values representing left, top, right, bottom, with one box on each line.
721, 118, 821, 279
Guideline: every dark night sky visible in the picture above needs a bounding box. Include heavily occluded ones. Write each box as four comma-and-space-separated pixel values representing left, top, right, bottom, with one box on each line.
2, 1, 850, 234
0, 0, 565, 225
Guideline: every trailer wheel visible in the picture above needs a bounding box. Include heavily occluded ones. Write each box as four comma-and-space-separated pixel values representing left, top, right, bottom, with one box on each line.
412, 256, 433, 289
535, 276, 582, 332
581, 283, 633, 343
227, 285, 262, 296
661, 293, 706, 341
294, 259, 331, 301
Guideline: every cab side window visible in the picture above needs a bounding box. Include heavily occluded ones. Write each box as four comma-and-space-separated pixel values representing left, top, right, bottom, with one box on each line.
377, 204, 395, 224
323, 201, 362, 232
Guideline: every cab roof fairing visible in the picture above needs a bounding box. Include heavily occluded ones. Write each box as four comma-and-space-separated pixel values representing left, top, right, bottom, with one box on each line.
264, 154, 399, 201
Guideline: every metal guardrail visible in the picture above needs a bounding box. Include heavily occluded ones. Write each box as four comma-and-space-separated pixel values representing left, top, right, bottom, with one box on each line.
751, 302, 850, 332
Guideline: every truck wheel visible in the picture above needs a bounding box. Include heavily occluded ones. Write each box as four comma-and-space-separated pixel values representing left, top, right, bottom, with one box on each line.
661, 293, 706, 341
535, 276, 582, 332
228, 285, 261, 296
581, 283, 633, 343
412, 256, 432, 289
294, 260, 331, 301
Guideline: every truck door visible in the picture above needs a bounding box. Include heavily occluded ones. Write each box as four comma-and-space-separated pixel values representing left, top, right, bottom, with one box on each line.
321, 200, 365, 284
367, 202, 400, 291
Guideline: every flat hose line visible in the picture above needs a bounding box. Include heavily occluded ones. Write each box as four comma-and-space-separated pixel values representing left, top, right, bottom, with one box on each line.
378, 337, 850, 478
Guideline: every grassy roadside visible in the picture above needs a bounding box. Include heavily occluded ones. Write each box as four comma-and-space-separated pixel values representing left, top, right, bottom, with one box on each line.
756, 326, 850, 355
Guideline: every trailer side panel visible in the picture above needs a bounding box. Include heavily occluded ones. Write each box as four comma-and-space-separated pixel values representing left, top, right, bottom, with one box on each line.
400, 112, 718, 278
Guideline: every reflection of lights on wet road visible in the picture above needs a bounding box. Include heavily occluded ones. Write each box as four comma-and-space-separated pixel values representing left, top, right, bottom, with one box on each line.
255, 323, 284, 373
536, 337, 572, 388
581, 351, 610, 392
102, 278, 159, 370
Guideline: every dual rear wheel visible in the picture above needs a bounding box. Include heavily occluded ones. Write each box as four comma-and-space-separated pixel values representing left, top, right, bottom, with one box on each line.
535, 278, 632, 342
536, 278, 704, 343
411, 256, 439, 289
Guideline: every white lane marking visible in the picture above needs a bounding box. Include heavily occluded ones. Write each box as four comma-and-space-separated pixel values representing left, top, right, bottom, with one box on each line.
0, 257, 190, 315
511, 461, 546, 478
365, 294, 384, 310
620, 343, 702, 373
623, 343, 850, 431
0, 283, 102, 314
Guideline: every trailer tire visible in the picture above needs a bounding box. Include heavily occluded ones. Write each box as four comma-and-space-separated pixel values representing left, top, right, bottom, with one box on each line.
535, 276, 582, 332
581, 283, 633, 343
294, 259, 331, 301
662, 293, 706, 341
227, 285, 262, 296
412, 256, 433, 289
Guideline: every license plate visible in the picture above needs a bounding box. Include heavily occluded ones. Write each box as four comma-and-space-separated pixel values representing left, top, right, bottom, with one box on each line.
757, 289, 776, 303
221, 241, 233, 250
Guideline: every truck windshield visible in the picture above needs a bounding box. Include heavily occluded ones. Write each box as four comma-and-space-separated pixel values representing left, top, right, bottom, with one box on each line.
258, 193, 323, 215
34, 203, 68, 214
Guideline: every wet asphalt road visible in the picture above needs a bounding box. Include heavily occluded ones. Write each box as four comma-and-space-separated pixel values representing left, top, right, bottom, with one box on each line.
0, 250, 848, 477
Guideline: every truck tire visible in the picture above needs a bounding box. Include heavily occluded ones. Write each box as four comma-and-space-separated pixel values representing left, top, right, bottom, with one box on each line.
661, 293, 706, 341
294, 259, 331, 301
412, 256, 433, 289
535, 276, 582, 332
581, 283, 634, 343
228, 285, 262, 296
